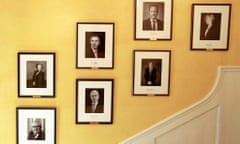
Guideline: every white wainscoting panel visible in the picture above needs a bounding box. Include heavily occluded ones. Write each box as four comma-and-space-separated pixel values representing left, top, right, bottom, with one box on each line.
119, 66, 240, 144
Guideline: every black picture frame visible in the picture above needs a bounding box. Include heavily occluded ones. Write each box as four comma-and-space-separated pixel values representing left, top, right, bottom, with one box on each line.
133, 50, 171, 96
134, 0, 173, 40
190, 4, 232, 51
16, 107, 56, 144
76, 22, 115, 69
18, 52, 56, 98
76, 79, 114, 124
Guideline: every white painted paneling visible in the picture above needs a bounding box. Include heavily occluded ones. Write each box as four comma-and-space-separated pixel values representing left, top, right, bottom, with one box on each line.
119, 66, 240, 144
218, 70, 240, 144
155, 107, 218, 144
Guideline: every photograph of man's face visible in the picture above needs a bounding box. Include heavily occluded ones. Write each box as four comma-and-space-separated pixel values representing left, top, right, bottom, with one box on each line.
27, 118, 45, 141
142, 2, 164, 31
85, 88, 104, 113
141, 59, 162, 86
85, 32, 106, 58
26, 61, 47, 88
200, 13, 221, 40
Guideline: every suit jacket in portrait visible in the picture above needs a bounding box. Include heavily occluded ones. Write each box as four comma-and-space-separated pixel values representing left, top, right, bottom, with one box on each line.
32, 71, 45, 88
143, 19, 163, 31
86, 104, 104, 113
200, 21, 221, 40
85, 47, 105, 58
28, 131, 45, 140
144, 68, 157, 86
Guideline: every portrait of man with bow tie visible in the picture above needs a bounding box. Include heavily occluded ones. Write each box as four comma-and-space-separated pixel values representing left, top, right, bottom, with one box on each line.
27, 118, 45, 141
142, 2, 164, 31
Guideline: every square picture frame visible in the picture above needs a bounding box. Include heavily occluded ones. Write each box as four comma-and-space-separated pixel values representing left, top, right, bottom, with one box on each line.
16, 107, 56, 144
76, 22, 115, 69
76, 79, 114, 124
18, 52, 55, 97
133, 50, 171, 96
134, 0, 173, 40
191, 4, 232, 50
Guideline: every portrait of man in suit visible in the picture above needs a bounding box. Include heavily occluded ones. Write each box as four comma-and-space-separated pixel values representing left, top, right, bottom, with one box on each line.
85, 88, 104, 113
200, 13, 221, 40
27, 61, 47, 88
27, 118, 45, 141
142, 2, 164, 31
85, 32, 105, 58
141, 59, 162, 86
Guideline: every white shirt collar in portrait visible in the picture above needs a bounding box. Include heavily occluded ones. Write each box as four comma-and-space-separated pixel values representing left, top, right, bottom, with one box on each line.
91, 47, 98, 58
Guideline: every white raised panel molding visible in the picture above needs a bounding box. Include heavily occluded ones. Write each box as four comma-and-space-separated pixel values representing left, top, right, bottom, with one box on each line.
119, 66, 240, 144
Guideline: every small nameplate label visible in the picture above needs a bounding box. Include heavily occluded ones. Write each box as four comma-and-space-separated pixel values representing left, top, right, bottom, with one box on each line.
89, 122, 99, 125
206, 48, 214, 52
32, 95, 41, 98
147, 93, 155, 96
150, 37, 157, 41
92, 66, 99, 70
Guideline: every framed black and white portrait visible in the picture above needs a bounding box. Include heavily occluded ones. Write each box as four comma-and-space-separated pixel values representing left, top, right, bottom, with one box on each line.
76, 23, 114, 69
16, 107, 56, 144
191, 4, 231, 50
76, 79, 114, 124
133, 50, 171, 96
18, 52, 55, 97
135, 0, 173, 40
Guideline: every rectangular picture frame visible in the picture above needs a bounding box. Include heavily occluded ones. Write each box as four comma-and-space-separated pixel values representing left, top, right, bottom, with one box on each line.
18, 52, 56, 97
76, 79, 114, 124
133, 50, 171, 96
134, 0, 173, 40
76, 22, 115, 69
191, 4, 232, 50
16, 107, 56, 144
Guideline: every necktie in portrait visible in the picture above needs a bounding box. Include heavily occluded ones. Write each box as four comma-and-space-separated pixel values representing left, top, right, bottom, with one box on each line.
151, 20, 158, 30
91, 103, 96, 112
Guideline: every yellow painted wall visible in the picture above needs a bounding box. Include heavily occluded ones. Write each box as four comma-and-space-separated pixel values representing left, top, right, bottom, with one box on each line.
0, 0, 239, 143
